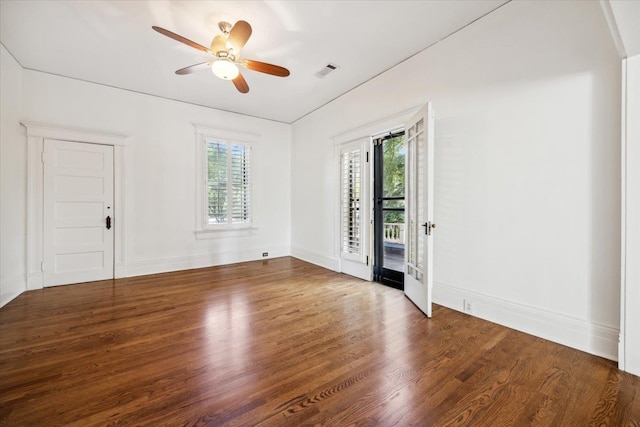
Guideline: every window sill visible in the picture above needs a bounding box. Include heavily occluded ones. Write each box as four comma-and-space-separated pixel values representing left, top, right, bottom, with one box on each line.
194, 226, 259, 239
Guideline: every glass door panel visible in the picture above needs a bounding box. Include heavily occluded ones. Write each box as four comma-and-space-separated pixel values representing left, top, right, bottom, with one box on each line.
373, 132, 406, 289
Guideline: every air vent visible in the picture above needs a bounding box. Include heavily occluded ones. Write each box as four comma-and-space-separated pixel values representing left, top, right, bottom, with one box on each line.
315, 63, 339, 78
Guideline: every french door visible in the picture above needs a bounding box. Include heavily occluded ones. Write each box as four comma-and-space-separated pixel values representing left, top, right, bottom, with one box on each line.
339, 138, 371, 281
373, 131, 406, 289
404, 103, 435, 317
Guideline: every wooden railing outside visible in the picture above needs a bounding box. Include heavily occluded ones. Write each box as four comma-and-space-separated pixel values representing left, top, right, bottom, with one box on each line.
383, 223, 405, 244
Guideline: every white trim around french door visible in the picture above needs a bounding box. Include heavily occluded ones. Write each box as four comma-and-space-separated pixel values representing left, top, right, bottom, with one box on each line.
332, 106, 424, 282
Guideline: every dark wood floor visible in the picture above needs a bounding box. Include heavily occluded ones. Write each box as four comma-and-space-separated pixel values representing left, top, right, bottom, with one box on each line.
1, 257, 638, 426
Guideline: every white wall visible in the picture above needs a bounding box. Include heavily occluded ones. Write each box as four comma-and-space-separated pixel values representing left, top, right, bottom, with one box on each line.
291, 1, 622, 359
622, 54, 640, 375
0, 44, 26, 307
17, 69, 291, 282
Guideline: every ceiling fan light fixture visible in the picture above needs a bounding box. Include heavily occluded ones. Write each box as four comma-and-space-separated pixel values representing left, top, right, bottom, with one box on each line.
153, 20, 289, 94
211, 59, 239, 80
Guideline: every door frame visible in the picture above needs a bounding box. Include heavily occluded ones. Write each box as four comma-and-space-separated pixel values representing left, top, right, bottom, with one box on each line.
332, 106, 423, 280
22, 121, 128, 289
619, 56, 640, 375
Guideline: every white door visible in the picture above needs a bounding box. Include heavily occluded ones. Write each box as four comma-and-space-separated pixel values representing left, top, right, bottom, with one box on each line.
404, 104, 435, 317
339, 138, 371, 280
43, 139, 114, 286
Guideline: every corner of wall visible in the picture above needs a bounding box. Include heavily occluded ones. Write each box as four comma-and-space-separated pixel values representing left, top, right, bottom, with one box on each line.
0, 44, 27, 309
291, 246, 339, 272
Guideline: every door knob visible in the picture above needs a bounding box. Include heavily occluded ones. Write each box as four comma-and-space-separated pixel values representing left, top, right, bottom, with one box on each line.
106, 216, 111, 230
421, 221, 435, 235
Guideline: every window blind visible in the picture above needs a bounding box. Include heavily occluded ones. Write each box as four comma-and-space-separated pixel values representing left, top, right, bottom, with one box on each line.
341, 148, 362, 256
230, 144, 250, 224
206, 140, 251, 225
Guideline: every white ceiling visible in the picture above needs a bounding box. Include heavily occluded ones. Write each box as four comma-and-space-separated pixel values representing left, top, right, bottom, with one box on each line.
0, 0, 508, 123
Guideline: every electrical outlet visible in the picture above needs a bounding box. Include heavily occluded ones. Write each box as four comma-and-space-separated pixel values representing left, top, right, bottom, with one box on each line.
262, 252, 268, 257
463, 299, 473, 313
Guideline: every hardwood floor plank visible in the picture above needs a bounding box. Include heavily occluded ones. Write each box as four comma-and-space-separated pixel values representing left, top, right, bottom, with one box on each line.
1, 257, 638, 426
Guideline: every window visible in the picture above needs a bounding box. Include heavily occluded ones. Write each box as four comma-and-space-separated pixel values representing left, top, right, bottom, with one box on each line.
194, 125, 257, 237
206, 139, 251, 226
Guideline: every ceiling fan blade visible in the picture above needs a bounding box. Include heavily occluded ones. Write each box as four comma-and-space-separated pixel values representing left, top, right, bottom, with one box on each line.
227, 21, 252, 55
240, 59, 290, 77
152, 26, 210, 54
176, 62, 212, 75
232, 72, 249, 93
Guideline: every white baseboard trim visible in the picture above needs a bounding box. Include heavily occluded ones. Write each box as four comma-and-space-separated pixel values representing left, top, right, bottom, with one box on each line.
290, 245, 339, 272
619, 333, 626, 370
1, 274, 27, 308
114, 263, 126, 279
124, 246, 291, 278
26, 272, 43, 290
19, 250, 290, 290
433, 281, 619, 361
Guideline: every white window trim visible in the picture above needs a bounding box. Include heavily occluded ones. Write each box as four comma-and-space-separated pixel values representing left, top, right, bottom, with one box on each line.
194, 124, 259, 239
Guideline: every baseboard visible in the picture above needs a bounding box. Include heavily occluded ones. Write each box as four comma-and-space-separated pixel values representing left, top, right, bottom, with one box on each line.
26, 272, 43, 290
433, 282, 619, 361
433, 281, 619, 361
124, 246, 291, 277
114, 263, 126, 279
20, 251, 290, 289
619, 333, 626, 371
290, 245, 339, 272
0, 274, 26, 308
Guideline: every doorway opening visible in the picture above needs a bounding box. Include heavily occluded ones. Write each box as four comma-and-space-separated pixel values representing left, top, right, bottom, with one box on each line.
373, 130, 405, 289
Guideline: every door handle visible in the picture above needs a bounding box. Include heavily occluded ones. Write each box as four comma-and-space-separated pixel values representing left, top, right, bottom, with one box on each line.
106, 216, 111, 230
422, 222, 436, 235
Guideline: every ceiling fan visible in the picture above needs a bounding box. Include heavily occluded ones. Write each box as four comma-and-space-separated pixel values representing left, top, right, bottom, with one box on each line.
152, 20, 290, 94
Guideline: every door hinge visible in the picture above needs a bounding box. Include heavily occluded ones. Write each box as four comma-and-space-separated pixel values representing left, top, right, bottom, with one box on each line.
40, 262, 44, 272
41, 152, 45, 163
366, 152, 369, 163
366, 255, 369, 266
